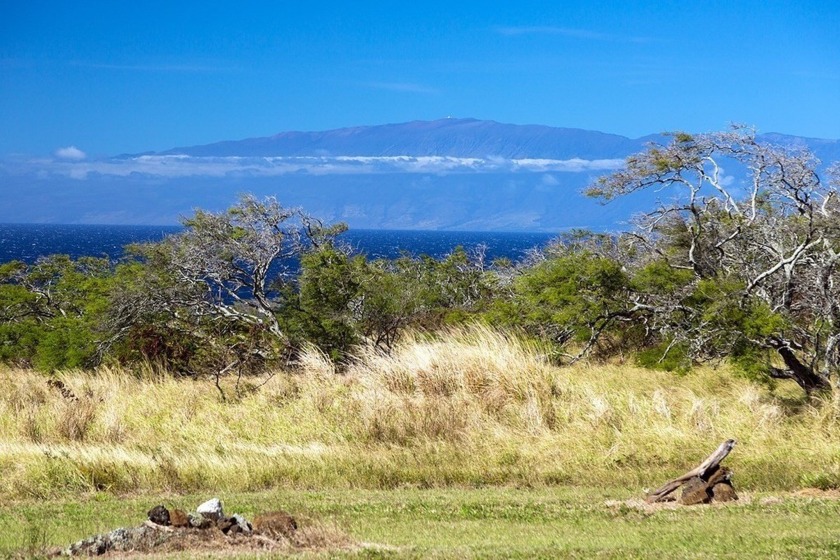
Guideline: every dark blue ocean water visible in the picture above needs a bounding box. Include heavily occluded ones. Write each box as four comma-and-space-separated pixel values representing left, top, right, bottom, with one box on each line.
0, 224, 556, 264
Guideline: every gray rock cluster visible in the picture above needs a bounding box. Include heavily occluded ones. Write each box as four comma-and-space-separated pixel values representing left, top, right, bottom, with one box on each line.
62, 497, 296, 556
63, 524, 171, 556
146, 498, 254, 535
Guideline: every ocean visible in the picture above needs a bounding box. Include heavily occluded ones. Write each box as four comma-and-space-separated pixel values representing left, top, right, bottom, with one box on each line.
0, 224, 557, 264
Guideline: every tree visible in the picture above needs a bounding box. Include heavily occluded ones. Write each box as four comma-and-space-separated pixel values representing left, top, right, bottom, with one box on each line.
486, 231, 637, 362
588, 127, 840, 393
111, 195, 347, 374
294, 245, 498, 358
294, 244, 364, 360
0, 255, 114, 369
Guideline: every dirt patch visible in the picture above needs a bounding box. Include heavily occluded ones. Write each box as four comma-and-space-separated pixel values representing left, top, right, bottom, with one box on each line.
129, 522, 353, 556
607, 488, 840, 514
793, 488, 840, 499
605, 493, 753, 514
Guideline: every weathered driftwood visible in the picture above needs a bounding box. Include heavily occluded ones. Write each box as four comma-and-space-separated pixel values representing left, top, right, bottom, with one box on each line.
645, 439, 736, 503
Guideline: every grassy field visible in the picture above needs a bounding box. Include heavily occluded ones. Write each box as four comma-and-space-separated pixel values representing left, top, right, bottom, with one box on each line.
4, 487, 840, 558
3, 326, 840, 556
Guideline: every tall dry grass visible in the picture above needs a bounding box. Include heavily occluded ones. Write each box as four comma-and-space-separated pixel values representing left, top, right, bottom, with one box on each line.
1, 325, 839, 499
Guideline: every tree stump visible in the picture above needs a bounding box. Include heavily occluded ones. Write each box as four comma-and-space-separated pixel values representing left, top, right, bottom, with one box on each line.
711, 481, 738, 503
679, 476, 712, 506
678, 465, 738, 505
646, 440, 737, 504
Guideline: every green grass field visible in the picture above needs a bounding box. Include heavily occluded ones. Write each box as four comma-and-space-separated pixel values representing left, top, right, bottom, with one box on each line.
4, 487, 840, 558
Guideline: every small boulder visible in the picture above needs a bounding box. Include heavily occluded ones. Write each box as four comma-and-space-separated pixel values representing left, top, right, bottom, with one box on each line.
188, 512, 213, 529
147, 505, 170, 526
169, 508, 189, 527
712, 482, 739, 502
216, 517, 234, 534
232, 513, 253, 534
253, 511, 298, 538
197, 498, 225, 521
64, 525, 164, 556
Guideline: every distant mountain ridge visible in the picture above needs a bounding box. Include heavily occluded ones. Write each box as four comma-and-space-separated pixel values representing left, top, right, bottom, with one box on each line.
153, 118, 840, 162
4, 119, 840, 229
157, 118, 654, 160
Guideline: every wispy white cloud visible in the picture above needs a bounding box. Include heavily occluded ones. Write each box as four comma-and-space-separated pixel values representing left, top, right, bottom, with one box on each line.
360, 81, 440, 94
13, 154, 625, 179
495, 26, 651, 43
512, 158, 625, 172
54, 146, 86, 160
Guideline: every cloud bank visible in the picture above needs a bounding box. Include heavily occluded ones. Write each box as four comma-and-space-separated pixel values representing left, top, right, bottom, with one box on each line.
6, 154, 625, 180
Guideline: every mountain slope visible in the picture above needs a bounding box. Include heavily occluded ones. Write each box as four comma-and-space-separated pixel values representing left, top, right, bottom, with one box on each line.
157, 118, 650, 159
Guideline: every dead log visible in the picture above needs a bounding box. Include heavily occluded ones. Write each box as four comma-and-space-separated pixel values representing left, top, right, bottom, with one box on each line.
645, 439, 736, 503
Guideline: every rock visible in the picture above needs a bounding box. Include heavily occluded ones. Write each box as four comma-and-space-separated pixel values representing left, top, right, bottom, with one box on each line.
679, 476, 712, 505
65, 534, 108, 556
60, 503, 305, 555
253, 511, 298, 538
106, 527, 136, 551
232, 513, 253, 533
169, 508, 189, 527
147, 504, 171, 526
217, 517, 234, 534
197, 498, 225, 521
712, 481, 739, 502
188, 512, 213, 529
64, 525, 168, 556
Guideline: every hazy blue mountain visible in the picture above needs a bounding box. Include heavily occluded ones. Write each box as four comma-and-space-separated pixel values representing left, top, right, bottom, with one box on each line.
3, 119, 838, 230
155, 118, 651, 159
758, 133, 840, 164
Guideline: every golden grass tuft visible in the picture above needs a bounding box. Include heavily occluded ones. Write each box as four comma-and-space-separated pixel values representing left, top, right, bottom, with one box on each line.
1, 325, 840, 499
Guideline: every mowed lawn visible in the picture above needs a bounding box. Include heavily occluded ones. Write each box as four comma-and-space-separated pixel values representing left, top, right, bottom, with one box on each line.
4, 486, 840, 558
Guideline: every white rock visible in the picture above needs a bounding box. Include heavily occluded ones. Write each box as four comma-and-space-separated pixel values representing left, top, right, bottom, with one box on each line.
232, 513, 252, 533
196, 498, 224, 520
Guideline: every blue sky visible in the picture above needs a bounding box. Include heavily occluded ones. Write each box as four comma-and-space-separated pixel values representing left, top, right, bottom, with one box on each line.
2, 0, 838, 157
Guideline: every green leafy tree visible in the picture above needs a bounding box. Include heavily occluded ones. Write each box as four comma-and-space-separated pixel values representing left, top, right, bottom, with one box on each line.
292, 245, 499, 358
294, 245, 364, 360
0, 255, 114, 370
487, 233, 636, 361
